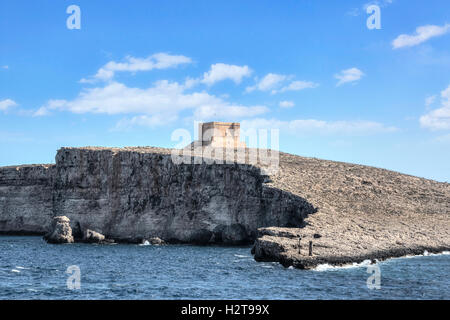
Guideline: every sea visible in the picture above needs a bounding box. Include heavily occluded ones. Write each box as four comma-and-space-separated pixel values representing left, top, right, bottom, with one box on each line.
0, 236, 448, 300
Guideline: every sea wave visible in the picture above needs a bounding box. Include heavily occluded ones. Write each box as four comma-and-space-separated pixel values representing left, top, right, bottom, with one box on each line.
313, 250, 450, 271
314, 259, 373, 272
402, 250, 450, 259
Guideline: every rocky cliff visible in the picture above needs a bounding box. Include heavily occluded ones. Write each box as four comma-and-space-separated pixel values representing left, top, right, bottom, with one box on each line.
1, 146, 449, 266
0, 164, 55, 234
0, 147, 315, 244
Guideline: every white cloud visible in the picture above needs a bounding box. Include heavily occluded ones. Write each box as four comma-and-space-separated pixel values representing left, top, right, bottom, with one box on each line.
334, 68, 364, 87
278, 80, 319, 93
0, 99, 18, 111
1, 65, 8, 70
246, 73, 289, 93
38, 81, 216, 115
36, 80, 269, 128
201, 63, 251, 86
80, 53, 192, 83
246, 73, 318, 94
33, 106, 52, 117
420, 84, 450, 130
279, 101, 295, 108
425, 95, 437, 108
392, 24, 450, 49
241, 118, 398, 136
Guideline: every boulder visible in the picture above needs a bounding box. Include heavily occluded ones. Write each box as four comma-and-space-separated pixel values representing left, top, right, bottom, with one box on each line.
43, 216, 74, 244
84, 229, 106, 243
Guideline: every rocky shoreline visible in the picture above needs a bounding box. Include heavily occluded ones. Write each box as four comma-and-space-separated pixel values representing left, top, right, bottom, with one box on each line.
251, 227, 449, 269
1, 147, 449, 268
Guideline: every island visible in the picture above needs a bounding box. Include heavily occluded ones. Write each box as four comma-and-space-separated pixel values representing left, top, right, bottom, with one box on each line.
0, 122, 449, 269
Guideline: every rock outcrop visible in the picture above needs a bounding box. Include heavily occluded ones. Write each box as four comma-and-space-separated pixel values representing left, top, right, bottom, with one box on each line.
43, 216, 74, 244
83, 229, 106, 243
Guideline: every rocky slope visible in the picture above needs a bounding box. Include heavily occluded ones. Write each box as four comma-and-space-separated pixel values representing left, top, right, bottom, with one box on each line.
252, 152, 450, 269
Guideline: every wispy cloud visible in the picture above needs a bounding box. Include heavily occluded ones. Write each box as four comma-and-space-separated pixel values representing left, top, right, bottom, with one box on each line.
347, 0, 393, 17
0, 99, 18, 111
334, 68, 364, 87
241, 118, 398, 136
246, 73, 318, 94
246, 73, 289, 93
346, 8, 360, 17
80, 53, 192, 83
434, 133, 450, 144
392, 24, 450, 49
279, 101, 295, 108
1, 65, 8, 70
425, 95, 437, 109
114, 114, 179, 130
420, 84, 450, 130
277, 81, 319, 93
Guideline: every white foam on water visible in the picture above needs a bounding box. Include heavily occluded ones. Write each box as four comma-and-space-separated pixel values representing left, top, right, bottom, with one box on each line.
139, 240, 150, 246
404, 250, 450, 258
234, 254, 251, 258
314, 259, 373, 272
15, 266, 28, 270
314, 250, 450, 271
11, 269, 21, 273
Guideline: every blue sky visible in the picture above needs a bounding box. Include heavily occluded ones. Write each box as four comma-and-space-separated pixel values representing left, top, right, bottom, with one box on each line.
1, 0, 450, 182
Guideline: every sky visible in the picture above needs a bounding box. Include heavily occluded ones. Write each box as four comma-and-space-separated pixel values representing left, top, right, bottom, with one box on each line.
1, 0, 450, 182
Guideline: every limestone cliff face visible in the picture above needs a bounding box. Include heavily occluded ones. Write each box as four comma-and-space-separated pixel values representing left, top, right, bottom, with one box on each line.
0, 147, 315, 244
0, 164, 55, 234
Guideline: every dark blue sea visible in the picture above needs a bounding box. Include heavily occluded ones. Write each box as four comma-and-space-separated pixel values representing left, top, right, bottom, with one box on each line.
0, 236, 448, 300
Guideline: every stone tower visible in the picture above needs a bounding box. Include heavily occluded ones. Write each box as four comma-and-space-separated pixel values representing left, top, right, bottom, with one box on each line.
197, 122, 247, 149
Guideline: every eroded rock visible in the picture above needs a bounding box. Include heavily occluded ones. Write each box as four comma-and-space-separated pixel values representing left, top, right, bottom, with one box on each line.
43, 216, 74, 244
84, 229, 106, 243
